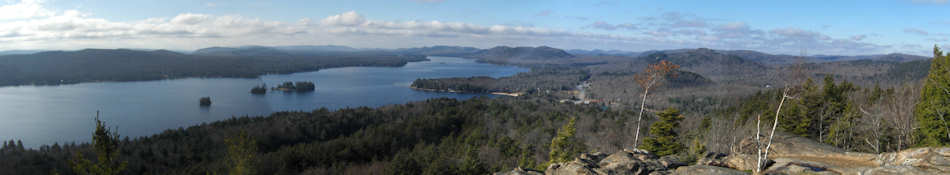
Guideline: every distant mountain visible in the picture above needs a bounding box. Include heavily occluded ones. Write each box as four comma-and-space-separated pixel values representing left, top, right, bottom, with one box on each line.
812, 53, 929, 63
666, 70, 714, 88
192, 46, 290, 57
467, 46, 575, 64
397, 45, 482, 56
272, 45, 361, 53
567, 49, 640, 57
717, 50, 806, 65
0, 48, 426, 86
642, 48, 768, 82
191, 45, 402, 57
0, 50, 47, 56
640, 48, 929, 65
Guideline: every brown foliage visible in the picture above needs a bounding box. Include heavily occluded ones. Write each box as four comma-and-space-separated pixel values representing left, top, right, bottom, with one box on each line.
634, 60, 681, 90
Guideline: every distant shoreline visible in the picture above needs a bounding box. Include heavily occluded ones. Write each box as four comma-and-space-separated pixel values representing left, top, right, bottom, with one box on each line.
409, 86, 522, 97
0, 56, 430, 88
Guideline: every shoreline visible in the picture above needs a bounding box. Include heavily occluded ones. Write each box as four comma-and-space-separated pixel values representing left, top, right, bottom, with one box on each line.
409, 86, 522, 97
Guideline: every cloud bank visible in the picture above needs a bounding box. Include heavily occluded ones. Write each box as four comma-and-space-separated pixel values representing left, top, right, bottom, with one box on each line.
0, 0, 920, 55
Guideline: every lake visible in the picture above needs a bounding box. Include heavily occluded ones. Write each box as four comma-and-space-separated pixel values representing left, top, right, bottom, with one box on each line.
0, 56, 528, 148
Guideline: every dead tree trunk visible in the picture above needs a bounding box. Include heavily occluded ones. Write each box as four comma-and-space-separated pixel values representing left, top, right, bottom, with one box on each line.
757, 87, 790, 174
633, 78, 654, 147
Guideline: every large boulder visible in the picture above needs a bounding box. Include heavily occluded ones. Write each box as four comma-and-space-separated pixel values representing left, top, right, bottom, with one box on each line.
696, 152, 769, 171
546, 161, 599, 175
595, 149, 670, 175
723, 154, 765, 171
494, 167, 545, 175
876, 147, 950, 169
545, 152, 607, 175
869, 147, 950, 174
672, 165, 747, 175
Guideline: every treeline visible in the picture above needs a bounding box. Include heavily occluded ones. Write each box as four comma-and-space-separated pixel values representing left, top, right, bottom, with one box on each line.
721, 76, 916, 152
411, 67, 590, 94
0, 49, 426, 87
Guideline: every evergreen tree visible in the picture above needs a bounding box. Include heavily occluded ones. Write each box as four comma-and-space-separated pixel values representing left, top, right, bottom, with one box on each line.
547, 117, 585, 166
16, 140, 23, 151
225, 131, 257, 175
915, 46, 950, 146
780, 99, 811, 137
639, 108, 685, 156
70, 113, 127, 175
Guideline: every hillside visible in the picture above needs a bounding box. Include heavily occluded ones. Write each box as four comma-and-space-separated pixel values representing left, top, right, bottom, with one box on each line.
0, 49, 426, 87
566, 49, 640, 57
467, 46, 576, 64
641, 48, 768, 83
396, 45, 482, 56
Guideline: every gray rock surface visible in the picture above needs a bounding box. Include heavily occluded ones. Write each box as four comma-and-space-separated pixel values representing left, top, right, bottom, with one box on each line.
672, 165, 748, 175
498, 134, 950, 175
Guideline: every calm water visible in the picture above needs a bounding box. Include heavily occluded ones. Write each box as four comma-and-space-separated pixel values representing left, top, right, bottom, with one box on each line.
0, 56, 527, 148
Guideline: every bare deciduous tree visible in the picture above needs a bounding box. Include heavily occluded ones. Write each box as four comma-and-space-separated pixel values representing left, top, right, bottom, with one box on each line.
755, 87, 793, 174
632, 60, 680, 147
887, 85, 919, 151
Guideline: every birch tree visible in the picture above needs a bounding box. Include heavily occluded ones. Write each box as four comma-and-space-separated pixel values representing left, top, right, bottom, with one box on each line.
632, 60, 679, 147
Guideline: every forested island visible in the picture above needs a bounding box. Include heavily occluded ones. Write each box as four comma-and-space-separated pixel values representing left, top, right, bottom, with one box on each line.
250, 85, 267, 94
273, 82, 316, 92
199, 97, 212, 106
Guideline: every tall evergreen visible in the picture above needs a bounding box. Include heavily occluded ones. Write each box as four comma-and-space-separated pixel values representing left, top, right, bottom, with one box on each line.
915, 46, 950, 146
225, 131, 257, 175
639, 108, 685, 156
547, 117, 585, 166
70, 113, 127, 175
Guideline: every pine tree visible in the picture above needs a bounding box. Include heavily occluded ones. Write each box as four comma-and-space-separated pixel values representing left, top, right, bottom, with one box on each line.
225, 131, 257, 175
547, 117, 585, 166
70, 112, 127, 175
639, 108, 685, 156
915, 46, 950, 146
16, 140, 23, 151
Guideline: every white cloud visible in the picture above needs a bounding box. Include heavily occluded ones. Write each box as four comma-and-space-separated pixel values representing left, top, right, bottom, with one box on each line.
320, 11, 366, 26
0, 0, 54, 20
0, 2, 910, 55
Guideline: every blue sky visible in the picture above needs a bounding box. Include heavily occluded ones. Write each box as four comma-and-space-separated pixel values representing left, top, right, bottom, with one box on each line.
1, 0, 948, 55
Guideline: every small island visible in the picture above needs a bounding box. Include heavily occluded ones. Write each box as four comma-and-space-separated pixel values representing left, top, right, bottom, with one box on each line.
272, 81, 316, 92
199, 97, 212, 106
250, 84, 267, 94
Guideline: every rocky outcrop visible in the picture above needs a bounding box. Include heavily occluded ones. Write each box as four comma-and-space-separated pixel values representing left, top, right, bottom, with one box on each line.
867, 147, 950, 174
542, 149, 685, 175
735, 132, 950, 175
493, 167, 544, 175
498, 133, 950, 175
672, 165, 747, 175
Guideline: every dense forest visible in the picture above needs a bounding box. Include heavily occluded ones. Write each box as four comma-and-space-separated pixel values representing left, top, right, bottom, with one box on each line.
411, 67, 591, 95
1, 97, 632, 174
